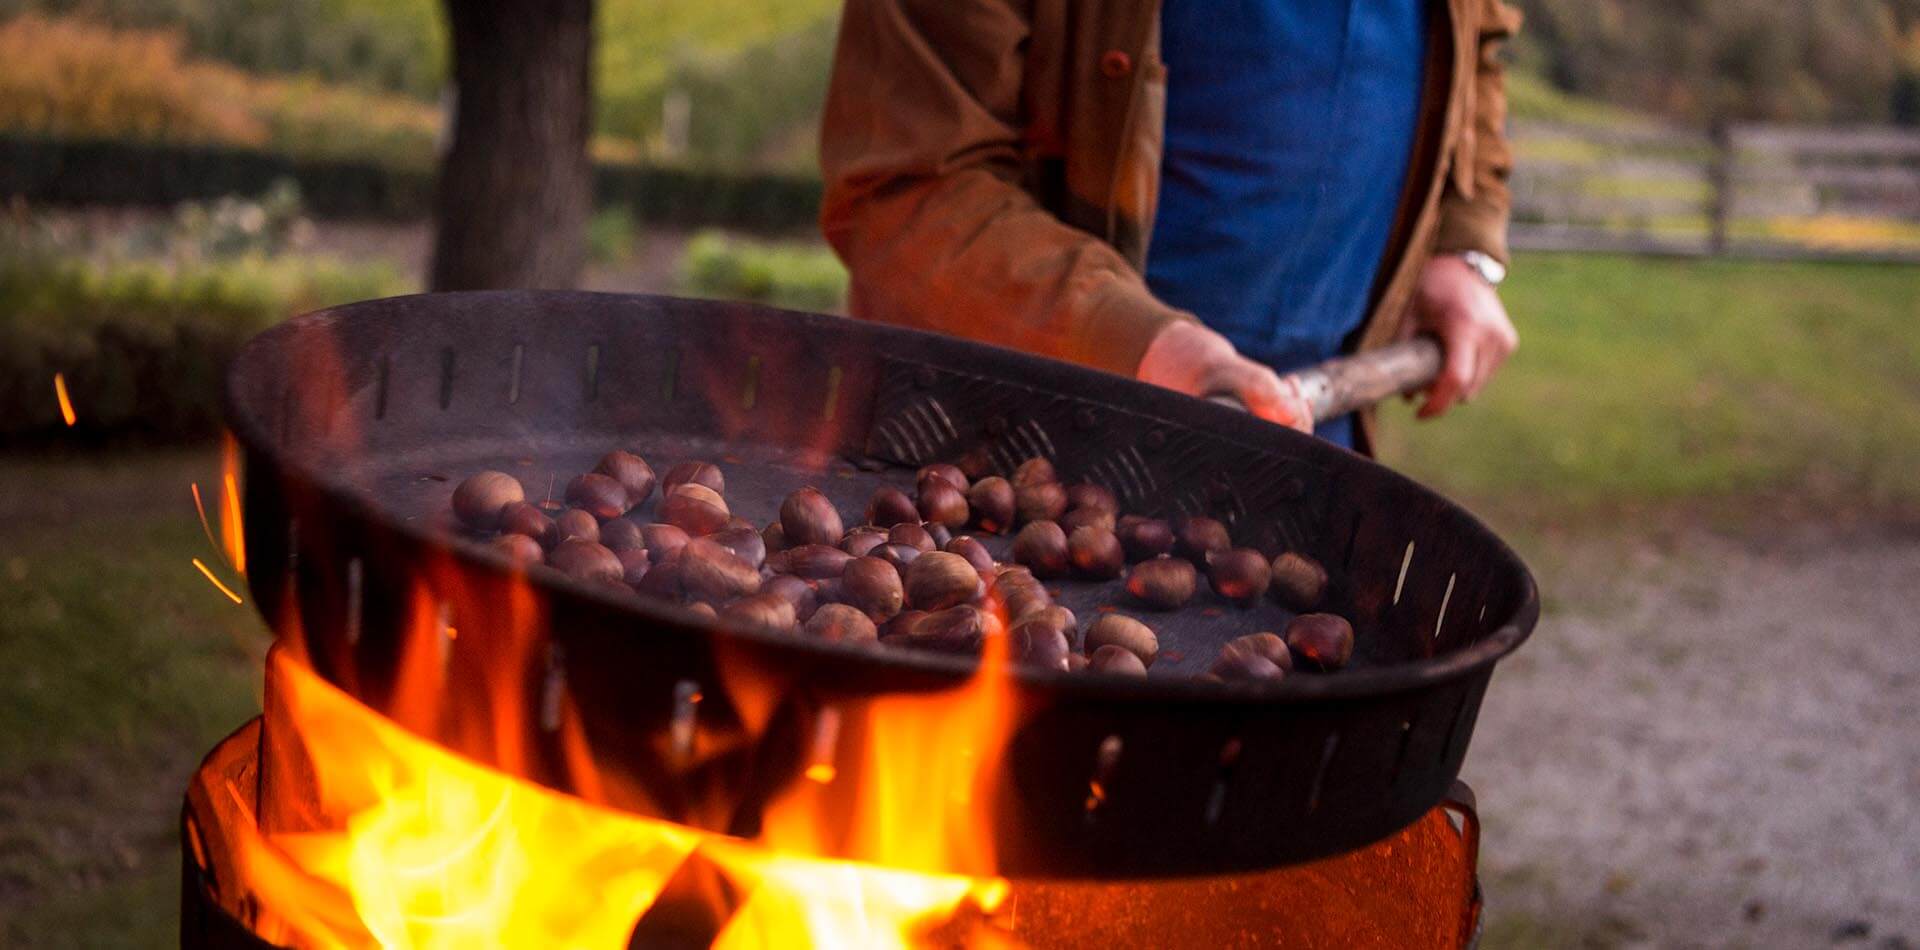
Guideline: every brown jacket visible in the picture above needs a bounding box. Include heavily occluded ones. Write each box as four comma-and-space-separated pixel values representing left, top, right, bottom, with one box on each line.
819, 0, 1520, 414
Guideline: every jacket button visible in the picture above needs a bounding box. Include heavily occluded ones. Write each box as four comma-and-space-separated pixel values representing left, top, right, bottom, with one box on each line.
1100, 50, 1133, 78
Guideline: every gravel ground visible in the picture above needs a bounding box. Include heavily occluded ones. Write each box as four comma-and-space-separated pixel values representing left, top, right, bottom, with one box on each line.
1465, 526, 1920, 949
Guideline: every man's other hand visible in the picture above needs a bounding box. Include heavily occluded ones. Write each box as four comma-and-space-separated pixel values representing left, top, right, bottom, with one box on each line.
1137, 321, 1312, 432
1409, 255, 1519, 419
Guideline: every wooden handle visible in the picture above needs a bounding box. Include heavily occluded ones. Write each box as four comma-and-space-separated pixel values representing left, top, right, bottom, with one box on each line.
1294, 337, 1443, 423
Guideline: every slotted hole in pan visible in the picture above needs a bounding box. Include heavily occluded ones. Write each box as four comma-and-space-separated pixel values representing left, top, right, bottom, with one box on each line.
1082, 734, 1124, 823
1204, 737, 1243, 826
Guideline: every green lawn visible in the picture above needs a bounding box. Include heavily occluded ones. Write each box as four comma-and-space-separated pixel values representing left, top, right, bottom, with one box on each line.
0, 252, 1914, 945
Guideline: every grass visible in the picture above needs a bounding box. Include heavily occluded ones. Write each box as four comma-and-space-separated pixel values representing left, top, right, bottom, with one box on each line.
1374, 253, 1920, 533
0, 449, 269, 946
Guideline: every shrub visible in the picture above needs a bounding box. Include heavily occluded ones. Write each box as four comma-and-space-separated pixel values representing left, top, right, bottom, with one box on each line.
680, 230, 846, 312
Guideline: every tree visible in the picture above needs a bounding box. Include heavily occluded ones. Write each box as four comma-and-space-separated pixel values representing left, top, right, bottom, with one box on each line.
430, 0, 594, 291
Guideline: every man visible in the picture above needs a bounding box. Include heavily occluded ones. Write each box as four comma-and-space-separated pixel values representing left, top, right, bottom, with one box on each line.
818, 0, 1521, 451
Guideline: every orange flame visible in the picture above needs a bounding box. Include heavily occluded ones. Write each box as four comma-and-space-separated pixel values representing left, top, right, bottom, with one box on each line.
53, 372, 76, 426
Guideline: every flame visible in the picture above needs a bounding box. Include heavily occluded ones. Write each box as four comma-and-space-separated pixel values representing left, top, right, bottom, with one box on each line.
220, 433, 247, 576
53, 372, 76, 426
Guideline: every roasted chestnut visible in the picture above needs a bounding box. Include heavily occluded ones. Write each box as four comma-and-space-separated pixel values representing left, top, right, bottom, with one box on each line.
866, 486, 920, 528
452, 471, 525, 531
616, 547, 651, 586
599, 518, 645, 553
565, 472, 630, 521
634, 551, 684, 600
490, 532, 545, 566
989, 566, 1052, 622
770, 543, 854, 580
1208, 548, 1272, 606
1125, 557, 1196, 610
661, 461, 725, 496
1174, 515, 1232, 564
1209, 652, 1286, 683
1270, 551, 1329, 611
841, 555, 906, 620
679, 538, 762, 603
924, 521, 953, 550
683, 601, 718, 621
872, 542, 923, 580
916, 480, 970, 529
1216, 632, 1293, 673
916, 463, 969, 493
1116, 515, 1175, 562
721, 592, 797, 633
887, 522, 936, 553
593, 450, 656, 507
897, 604, 997, 654
708, 524, 767, 570
804, 603, 878, 643
781, 487, 845, 547
548, 508, 601, 548
1012, 457, 1057, 489
881, 609, 928, 639
1088, 644, 1148, 677
1059, 506, 1117, 535
841, 527, 889, 558
1085, 615, 1158, 666
1012, 521, 1070, 578
1015, 481, 1068, 524
967, 476, 1017, 534
1285, 614, 1355, 671
763, 573, 820, 622
547, 538, 623, 587
498, 500, 554, 542
1011, 613, 1074, 671
1066, 483, 1117, 514
904, 551, 984, 611
1067, 526, 1125, 580
660, 483, 731, 536
641, 523, 691, 562
944, 535, 997, 575
762, 520, 790, 556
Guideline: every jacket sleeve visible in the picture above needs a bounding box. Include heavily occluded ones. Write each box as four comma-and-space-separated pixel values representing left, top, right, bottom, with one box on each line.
1433, 0, 1522, 265
817, 0, 1190, 378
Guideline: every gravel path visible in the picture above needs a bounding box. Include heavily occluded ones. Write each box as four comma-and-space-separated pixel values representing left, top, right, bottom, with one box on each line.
1465, 527, 1920, 949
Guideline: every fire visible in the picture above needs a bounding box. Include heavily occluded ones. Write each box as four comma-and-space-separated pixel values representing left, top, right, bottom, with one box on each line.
53, 371, 76, 426
220, 433, 247, 576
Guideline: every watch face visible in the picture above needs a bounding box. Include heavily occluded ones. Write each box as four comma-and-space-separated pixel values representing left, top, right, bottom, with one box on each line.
1462, 251, 1506, 287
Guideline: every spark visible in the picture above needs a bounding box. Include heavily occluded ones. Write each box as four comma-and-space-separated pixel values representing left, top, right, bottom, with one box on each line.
193, 558, 244, 604
190, 483, 222, 559
53, 373, 76, 426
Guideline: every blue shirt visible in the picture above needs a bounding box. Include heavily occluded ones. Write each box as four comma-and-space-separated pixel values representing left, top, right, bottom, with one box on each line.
1146, 0, 1429, 448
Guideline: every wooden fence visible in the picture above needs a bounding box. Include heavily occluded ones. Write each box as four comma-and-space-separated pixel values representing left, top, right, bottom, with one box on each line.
1508, 120, 1920, 262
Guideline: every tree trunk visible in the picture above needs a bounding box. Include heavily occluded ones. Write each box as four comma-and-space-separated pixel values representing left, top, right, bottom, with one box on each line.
430, 0, 594, 290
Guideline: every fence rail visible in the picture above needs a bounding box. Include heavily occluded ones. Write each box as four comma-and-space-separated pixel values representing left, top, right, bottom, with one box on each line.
1509, 120, 1920, 262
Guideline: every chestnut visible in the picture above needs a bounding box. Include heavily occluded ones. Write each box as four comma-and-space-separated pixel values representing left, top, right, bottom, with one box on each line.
905, 551, 984, 612
1216, 633, 1293, 673
641, 523, 691, 563
1085, 615, 1158, 666
762, 520, 789, 556
916, 463, 969, 494
634, 551, 684, 600
1011, 613, 1074, 671
763, 573, 820, 623
498, 500, 554, 542
452, 471, 525, 531
882, 609, 928, 639
679, 538, 762, 604
1011, 521, 1070, 578
781, 487, 845, 547
1285, 614, 1355, 672
547, 538, 623, 587
900, 604, 997, 654
721, 593, 797, 633
944, 536, 997, 575
805, 603, 878, 643
660, 483, 731, 536
1210, 652, 1286, 683
1208, 548, 1272, 606
770, 543, 854, 580
1174, 515, 1232, 564
872, 542, 923, 580
887, 522, 936, 553
616, 547, 651, 586
967, 476, 1017, 534
1059, 506, 1117, 535
490, 532, 545, 566
1015, 481, 1068, 524
1270, 552, 1329, 611
599, 518, 645, 553
1125, 557, 1196, 610
565, 473, 630, 521
916, 480, 970, 529
1116, 515, 1175, 562
593, 451, 656, 507
1088, 644, 1148, 677
841, 555, 906, 620
841, 527, 889, 558
708, 524, 767, 570
1012, 457, 1057, 489
548, 508, 601, 548
866, 486, 920, 528
989, 566, 1052, 622
1066, 483, 1118, 515
684, 601, 719, 622
924, 521, 954, 550
661, 461, 725, 496
1067, 526, 1125, 580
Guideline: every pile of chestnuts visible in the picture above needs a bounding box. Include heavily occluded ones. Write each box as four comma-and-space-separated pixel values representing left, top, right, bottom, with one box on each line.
449, 450, 1356, 684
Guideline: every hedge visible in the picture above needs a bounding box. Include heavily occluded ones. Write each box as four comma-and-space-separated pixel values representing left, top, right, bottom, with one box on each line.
0, 135, 824, 233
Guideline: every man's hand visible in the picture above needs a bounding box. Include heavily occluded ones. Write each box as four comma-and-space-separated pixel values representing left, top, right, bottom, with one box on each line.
1137, 321, 1313, 432
1409, 255, 1519, 419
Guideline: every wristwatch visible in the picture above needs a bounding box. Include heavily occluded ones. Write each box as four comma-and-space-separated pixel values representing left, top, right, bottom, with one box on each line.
1457, 250, 1507, 287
